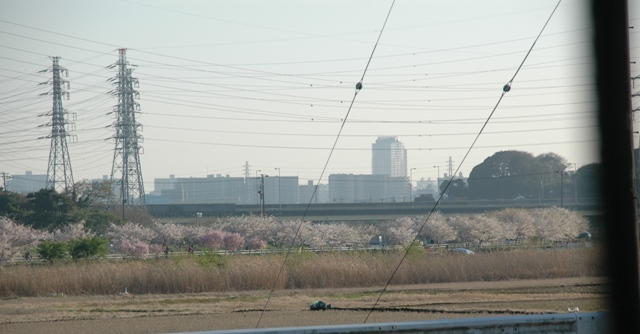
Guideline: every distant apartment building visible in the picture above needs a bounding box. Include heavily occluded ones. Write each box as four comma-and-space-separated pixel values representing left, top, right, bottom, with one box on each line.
156, 175, 246, 204
6, 171, 47, 194
249, 175, 299, 205
372, 137, 407, 177
298, 180, 328, 204
149, 174, 299, 205
328, 174, 411, 203
150, 175, 178, 196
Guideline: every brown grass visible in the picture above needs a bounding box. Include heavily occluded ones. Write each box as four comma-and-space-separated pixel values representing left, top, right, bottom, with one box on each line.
0, 247, 603, 297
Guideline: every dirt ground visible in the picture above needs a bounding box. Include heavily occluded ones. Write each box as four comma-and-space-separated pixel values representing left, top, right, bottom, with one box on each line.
0, 277, 608, 334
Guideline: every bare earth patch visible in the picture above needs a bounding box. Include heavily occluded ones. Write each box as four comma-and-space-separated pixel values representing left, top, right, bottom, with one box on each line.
0, 277, 608, 334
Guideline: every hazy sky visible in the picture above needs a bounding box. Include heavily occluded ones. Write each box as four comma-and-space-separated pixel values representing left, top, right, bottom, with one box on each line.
1, 0, 638, 192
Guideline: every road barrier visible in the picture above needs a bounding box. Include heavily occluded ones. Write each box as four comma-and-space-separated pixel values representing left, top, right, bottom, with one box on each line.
166, 312, 609, 334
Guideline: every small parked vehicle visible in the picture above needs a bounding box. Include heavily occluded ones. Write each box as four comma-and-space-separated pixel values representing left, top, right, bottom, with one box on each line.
577, 231, 592, 239
449, 248, 474, 255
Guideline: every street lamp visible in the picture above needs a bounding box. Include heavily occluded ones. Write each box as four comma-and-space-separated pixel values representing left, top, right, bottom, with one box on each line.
409, 168, 416, 202
558, 168, 567, 207
275, 167, 281, 211
433, 166, 440, 194
570, 163, 578, 206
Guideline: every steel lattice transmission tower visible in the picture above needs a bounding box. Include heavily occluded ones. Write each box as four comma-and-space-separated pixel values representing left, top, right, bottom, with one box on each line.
108, 48, 146, 208
40, 56, 76, 194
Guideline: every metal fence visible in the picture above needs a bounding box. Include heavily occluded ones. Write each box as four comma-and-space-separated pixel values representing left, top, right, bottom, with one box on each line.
166, 312, 609, 334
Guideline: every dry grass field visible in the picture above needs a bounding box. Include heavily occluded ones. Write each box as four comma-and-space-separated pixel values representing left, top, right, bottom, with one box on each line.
0, 248, 608, 333
0, 277, 607, 334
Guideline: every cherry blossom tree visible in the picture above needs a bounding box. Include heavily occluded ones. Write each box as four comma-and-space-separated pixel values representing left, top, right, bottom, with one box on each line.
246, 237, 266, 250
52, 220, 95, 242
215, 215, 278, 241
152, 221, 186, 246
149, 243, 163, 258
223, 233, 245, 252
0, 216, 50, 262
347, 224, 377, 248
303, 224, 330, 249
531, 207, 588, 243
199, 230, 224, 249
380, 217, 419, 246
447, 215, 474, 247
106, 222, 157, 257
262, 220, 305, 248
118, 239, 150, 259
107, 222, 156, 244
183, 225, 208, 246
467, 215, 504, 247
323, 223, 373, 248
489, 208, 536, 244
419, 212, 456, 244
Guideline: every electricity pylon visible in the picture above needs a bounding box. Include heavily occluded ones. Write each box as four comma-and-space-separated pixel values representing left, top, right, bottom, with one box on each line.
108, 48, 146, 208
40, 56, 75, 194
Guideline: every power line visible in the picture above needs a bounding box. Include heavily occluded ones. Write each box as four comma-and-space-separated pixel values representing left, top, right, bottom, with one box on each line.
255, 1, 397, 329
362, 0, 564, 323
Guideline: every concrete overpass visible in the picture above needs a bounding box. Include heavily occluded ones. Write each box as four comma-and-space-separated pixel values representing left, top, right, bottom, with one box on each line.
148, 199, 602, 224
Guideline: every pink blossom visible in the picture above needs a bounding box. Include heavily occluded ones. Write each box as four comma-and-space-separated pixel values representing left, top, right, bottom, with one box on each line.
199, 230, 224, 249
0, 217, 50, 262
223, 233, 245, 251
115, 239, 150, 259
149, 244, 163, 258
246, 238, 266, 250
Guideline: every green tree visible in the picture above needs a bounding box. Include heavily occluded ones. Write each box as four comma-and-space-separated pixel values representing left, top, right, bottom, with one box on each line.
0, 190, 29, 222
440, 178, 469, 199
534, 152, 568, 200
468, 151, 537, 199
68, 236, 109, 260
119, 206, 154, 227
71, 180, 114, 209
26, 188, 77, 230
467, 150, 568, 200
414, 193, 435, 202
80, 210, 122, 235
576, 163, 602, 200
36, 240, 68, 262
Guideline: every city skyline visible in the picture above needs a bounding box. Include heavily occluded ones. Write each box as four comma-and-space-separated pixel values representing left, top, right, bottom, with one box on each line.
1, 1, 638, 194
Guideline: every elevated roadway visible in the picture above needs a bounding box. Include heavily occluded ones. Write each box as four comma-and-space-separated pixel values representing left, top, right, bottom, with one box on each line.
148, 199, 602, 224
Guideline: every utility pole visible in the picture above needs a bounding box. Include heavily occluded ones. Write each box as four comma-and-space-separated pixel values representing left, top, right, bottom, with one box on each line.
108, 49, 146, 210
560, 169, 564, 207
255, 170, 261, 205
571, 163, 578, 206
0, 172, 11, 190
260, 174, 266, 217
40, 57, 75, 194
632, 69, 639, 207
275, 167, 281, 212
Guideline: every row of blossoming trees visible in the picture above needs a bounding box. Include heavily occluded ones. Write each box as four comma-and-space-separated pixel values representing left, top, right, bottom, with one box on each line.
0, 206, 588, 261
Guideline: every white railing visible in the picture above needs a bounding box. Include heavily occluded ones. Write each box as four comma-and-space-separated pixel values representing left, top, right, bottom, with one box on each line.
165, 312, 609, 334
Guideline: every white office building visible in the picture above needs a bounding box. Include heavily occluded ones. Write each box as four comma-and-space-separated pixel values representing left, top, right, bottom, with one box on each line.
372, 137, 407, 177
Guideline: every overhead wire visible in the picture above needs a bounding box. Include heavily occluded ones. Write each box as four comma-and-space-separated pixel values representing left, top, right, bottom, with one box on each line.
362, 0, 564, 323
255, 0, 397, 329
0, 5, 595, 186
